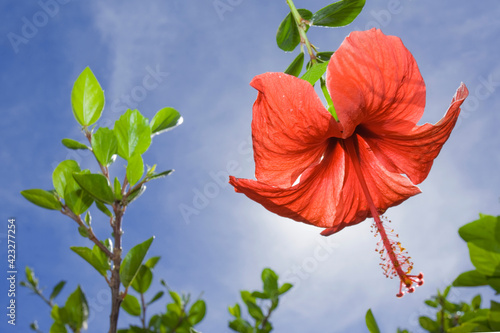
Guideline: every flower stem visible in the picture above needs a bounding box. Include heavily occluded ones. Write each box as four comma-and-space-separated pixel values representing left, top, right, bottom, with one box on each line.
285, 0, 316, 64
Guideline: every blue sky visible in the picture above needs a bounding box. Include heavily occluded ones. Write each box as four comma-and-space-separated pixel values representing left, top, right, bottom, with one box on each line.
1, 1, 500, 332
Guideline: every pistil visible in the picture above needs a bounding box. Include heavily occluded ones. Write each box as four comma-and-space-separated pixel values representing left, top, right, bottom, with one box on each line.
344, 136, 424, 297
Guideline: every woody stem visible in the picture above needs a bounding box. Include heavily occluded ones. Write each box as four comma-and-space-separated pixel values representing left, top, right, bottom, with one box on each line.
344, 137, 408, 283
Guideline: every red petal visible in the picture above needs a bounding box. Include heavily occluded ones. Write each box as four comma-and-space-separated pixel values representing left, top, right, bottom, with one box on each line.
230, 135, 420, 233
250, 73, 342, 188
327, 29, 426, 138
360, 83, 469, 185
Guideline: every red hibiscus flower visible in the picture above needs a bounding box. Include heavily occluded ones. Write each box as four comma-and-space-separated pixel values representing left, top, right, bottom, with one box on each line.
229, 28, 468, 297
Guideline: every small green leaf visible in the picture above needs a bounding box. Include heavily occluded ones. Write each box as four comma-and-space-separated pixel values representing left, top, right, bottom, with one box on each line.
25, 266, 38, 287
228, 303, 241, 318
84, 211, 91, 226
471, 294, 482, 310
453, 270, 488, 287
62, 139, 88, 150
113, 177, 122, 200
284, 52, 304, 77
147, 291, 164, 305
91, 127, 118, 166
64, 285, 89, 331
77, 225, 89, 238
240, 291, 263, 321
95, 200, 112, 218
278, 282, 293, 295
316, 51, 334, 62
262, 268, 279, 295
73, 172, 115, 204
419, 316, 439, 332
147, 169, 174, 181
251, 291, 269, 299
312, 0, 365, 27
126, 154, 144, 186
71, 67, 104, 126
424, 299, 438, 308
21, 189, 62, 210
50, 321, 68, 333
276, 9, 313, 52
144, 256, 160, 269
150, 107, 183, 135
120, 237, 154, 288
50, 281, 66, 301
365, 309, 380, 333
229, 318, 253, 333
121, 294, 141, 317
70, 246, 109, 276
169, 291, 182, 306
131, 265, 153, 294
114, 109, 152, 160
188, 299, 206, 325
468, 240, 500, 276
489, 300, 500, 330
124, 184, 146, 205
300, 61, 329, 86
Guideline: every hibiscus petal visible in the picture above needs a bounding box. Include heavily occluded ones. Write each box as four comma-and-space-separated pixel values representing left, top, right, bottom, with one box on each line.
359, 83, 469, 185
250, 73, 342, 187
326, 28, 426, 138
230, 135, 420, 234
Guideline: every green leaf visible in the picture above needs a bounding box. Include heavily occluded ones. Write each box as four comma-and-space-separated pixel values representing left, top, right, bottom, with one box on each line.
120, 237, 154, 288
262, 268, 279, 295
124, 184, 146, 205
459, 214, 500, 243
127, 154, 144, 186
114, 109, 152, 160
77, 225, 89, 238
424, 299, 438, 308
251, 291, 269, 299
468, 240, 500, 276
131, 265, 153, 294
229, 318, 253, 333
50, 281, 66, 301
419, 316, 439, 332
95, 200, 113, 218
240, 291, 263, 321
487, 277, 500, 293
471, 294, 482, 310
300, 61, 329, 86
121, 294, 141, 317
145, 256, 161, 269
50, 321, 68, 333
489, 300, 500, 330
284, 52, 304, 77
453, 270, 488, 287
365, 309, 380, 333
150, 107, 183, 135
447, 323, 480, 333
316, 51, 334, 62
228, 303, 241, 318
276, 9, 313, 52
278, 282, 293, 295
73, 172, 115, 204
169, 291, 182, 306
147, 169, 174, 181
91, 127, 118, 166
70, 245, 109, 276
52, 162, 94, 215
20, 189, 62, 210
188, 299, 206, 325
312, 0, 365, 27
62, 138, 88, 150
71, 67, 104, 126
147, 291, 164, 305
113, 177, 122, 200
64, 285, 89, 331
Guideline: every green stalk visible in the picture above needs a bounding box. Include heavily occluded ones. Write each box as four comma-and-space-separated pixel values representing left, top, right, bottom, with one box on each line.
286, 0, 316, 64
320, 77, 339, 122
